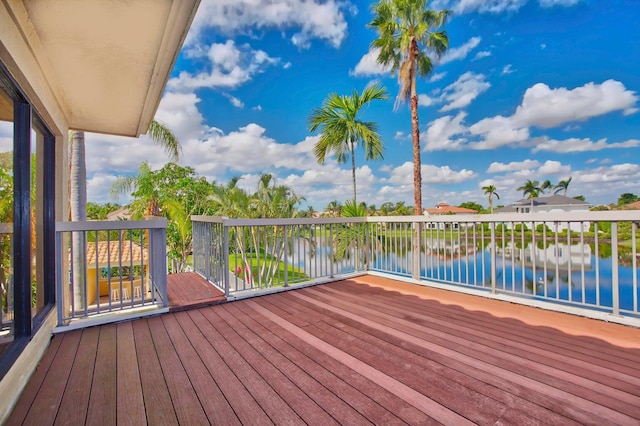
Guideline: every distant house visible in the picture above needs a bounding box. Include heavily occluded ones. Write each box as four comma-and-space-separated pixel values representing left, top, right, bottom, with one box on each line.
620, 200, 640, 210
504, 195, 589, 214
106, 206, 134, 221
423, 203, 478, 230
84, 241, 149, 306
495, 195, 590, 232
423, 202, 478, 216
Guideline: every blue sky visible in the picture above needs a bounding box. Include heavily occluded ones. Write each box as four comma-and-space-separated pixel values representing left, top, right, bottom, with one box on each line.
83, 0, 639, 210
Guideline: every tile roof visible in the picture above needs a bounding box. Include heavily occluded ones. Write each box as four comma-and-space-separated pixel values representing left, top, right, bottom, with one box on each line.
84, 240, 148, 267
512, 194, 589, 207
424, 203, 478, 215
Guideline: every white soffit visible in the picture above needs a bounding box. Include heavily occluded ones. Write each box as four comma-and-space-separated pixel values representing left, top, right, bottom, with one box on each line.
15, 0, 199, 137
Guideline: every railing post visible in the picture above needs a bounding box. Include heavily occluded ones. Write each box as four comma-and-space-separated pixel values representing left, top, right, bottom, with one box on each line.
149, 223, 168, 307
412, 221, 421, 280
490, 222, 497, 294
611, 222, 619, 316
55, 231, 64, 325
365, 220, 370, 271
283, 225, 289, 287
223, 222, 230, 297
329, 224, 334, 278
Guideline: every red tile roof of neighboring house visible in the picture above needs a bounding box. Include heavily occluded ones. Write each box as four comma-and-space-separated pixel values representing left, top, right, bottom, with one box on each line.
423, 203, 477, 215
84, 240, 148, 267
621, 200, 640, 210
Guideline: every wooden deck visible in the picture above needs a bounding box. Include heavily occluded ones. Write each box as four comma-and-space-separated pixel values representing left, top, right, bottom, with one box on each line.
167, 272, 225, 311
7, 275, 640, 425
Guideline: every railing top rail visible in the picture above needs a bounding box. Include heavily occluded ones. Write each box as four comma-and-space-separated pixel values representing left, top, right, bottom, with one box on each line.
192, 216, 369, 226
191, 215, 226, 224
191, 210, 639, 226
56, 218, 168, 232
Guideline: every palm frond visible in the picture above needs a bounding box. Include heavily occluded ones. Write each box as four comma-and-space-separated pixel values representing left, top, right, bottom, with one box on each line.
148, 120, 181, 162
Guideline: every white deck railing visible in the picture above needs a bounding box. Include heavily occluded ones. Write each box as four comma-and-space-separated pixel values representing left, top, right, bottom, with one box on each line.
192, 212, 639, 321
55, 219, 168, 325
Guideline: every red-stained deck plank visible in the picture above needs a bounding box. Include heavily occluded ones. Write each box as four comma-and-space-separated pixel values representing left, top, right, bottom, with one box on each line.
160, 314, 241, 425
7, 274, 640, 426
86, 324, 117, 426
196, 307, 307, 424
145, 315, 209, 425
319, 283, 640, 395
131, 319, 178, 425
293, 284, 640, 424
217, 302, 372, 426
21, 331, 81, 426
231, 300, 429, 425
55, 327, 100, 425
116, 322, 146, 426
176, 310, 273, 425
5, 332, 63, 426
167, 272, 225, 311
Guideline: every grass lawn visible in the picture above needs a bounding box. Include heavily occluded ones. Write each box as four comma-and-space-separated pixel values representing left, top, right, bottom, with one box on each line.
229, 252, 307, 285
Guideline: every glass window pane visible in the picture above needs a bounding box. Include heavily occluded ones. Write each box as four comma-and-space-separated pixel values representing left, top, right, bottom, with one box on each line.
0, 84, 14, 354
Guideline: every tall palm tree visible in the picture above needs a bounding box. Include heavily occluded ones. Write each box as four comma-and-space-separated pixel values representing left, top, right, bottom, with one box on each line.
540, 179, 553, 194
308, 84, 388, 204
517, 180, 542, 208
482, 184, 500, 213
554, 176, 572, 196
68, 121, 180, 306
69, 120, 180, 221
369, 0, 450, 214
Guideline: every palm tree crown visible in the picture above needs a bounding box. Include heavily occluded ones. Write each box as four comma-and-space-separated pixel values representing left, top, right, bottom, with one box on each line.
554, 176, 573, 196
482, 184, 500, 213
540, 179, 554, 194
308, 84, 388, 203
369, 0, 450, 214
517, 180, 542, 208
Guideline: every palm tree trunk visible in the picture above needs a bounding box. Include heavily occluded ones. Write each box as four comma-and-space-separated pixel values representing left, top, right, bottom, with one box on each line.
410, 38, 422, 215
69, 131, 87, 310
350, 138, 357, 203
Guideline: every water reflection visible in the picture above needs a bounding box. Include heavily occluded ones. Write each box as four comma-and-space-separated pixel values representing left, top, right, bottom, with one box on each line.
372, 239, 639, 314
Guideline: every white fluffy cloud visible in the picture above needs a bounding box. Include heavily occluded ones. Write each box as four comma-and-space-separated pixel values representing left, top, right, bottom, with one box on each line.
440, 37, 481, 64
473, 51, 492, 60
539, 0, 581, 7
387, 162, 476, 185
424, 112, 468, 151
439, 72, 490, 111
417, 72, 489, 112
433, 0, 527, 14
512, 80, 638, 128
187, 0, 354, 49
423, 80, 639, 152
538, 160, 570, 175
433, 0, 582, 14
469, 115, 530, 149
168, 40, 280, 91
350, 47, 391, 77
487, 159, 540, 173
531, 137, 640, 153
578, 163, 640, 184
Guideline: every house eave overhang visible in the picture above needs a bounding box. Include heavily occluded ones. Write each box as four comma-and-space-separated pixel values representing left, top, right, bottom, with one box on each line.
1, 0, 199, 137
